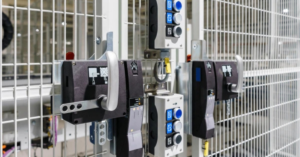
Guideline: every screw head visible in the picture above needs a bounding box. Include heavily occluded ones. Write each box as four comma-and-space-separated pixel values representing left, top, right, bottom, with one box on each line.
96, 37, 101, 45
193, 44, 198, 49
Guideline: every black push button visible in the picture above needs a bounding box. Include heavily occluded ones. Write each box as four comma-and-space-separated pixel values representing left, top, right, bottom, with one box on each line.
174, 134, 182, 145
173, 26, 182, 37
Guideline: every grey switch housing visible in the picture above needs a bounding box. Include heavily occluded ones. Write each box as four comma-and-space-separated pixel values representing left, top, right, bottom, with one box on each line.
149, 0, 186, 49
60, 60, 144, 157
177, 61, 216, 139
214, 61, 239, 100
177, 56, 243, 139
61, 60, 127, 124
149, 94, 184, 157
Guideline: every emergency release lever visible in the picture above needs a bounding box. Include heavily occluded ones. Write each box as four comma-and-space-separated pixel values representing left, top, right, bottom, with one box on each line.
227, 55, 243, 93
98, 51, 119, 111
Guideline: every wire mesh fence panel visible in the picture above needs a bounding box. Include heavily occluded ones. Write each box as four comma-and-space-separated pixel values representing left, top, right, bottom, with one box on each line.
0, 0, 112, 157
1, 0, 300, 157
202, 0, 300, 156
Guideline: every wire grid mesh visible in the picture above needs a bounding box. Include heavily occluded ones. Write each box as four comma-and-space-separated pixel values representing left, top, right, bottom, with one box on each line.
1, 0, 107, 156
203, 0, 300, 156
1, 0, 300, 157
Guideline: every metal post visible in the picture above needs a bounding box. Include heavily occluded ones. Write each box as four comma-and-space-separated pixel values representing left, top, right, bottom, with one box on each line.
40, 0, 44, 156
52, 0, 56, 156
296, 1, 300, 156
269, 0, 276, 154
192, 0, 205, 156
95, 0, 105, 59
192, 0, 204, 41
77, 0, 86, 60
120, 0, 128, 60
57, 0, 63, 60
27, 0, 31, 155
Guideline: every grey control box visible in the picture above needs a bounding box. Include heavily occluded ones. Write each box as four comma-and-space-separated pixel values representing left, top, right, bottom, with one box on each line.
149, 0, 186, 49
149, 94, 184, 157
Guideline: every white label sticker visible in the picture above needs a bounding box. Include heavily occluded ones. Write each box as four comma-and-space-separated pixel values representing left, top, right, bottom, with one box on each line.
167, 15, 172, 22
89, 68, 98, 78
100, 67, 108, 77
168, 28, 172, 35
167, 112, 172, 119
168, 138, 172, 145
167, 1, 172, 9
